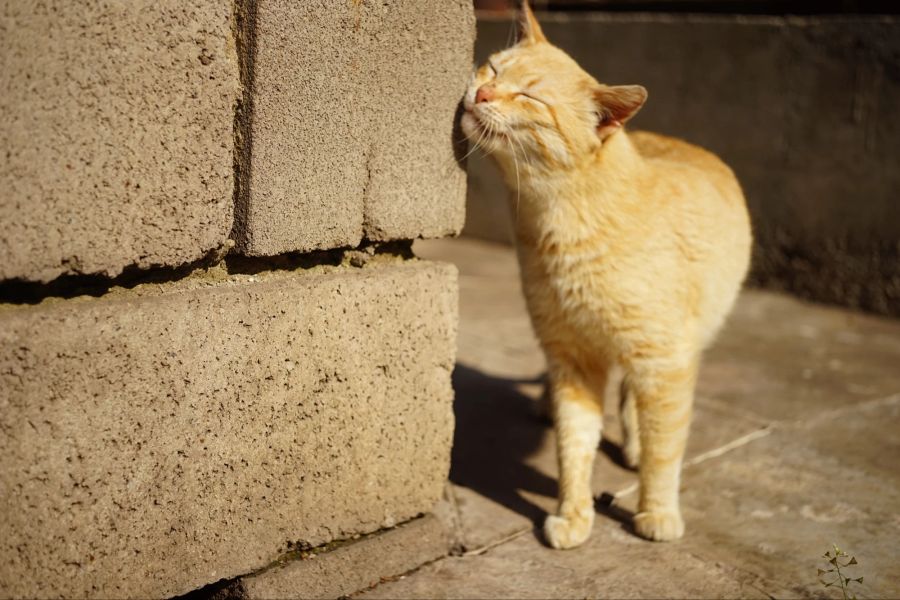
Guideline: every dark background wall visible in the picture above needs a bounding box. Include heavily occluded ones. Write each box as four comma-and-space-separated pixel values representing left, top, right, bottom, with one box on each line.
476, 0, 899, 14
463, 5, 900, 317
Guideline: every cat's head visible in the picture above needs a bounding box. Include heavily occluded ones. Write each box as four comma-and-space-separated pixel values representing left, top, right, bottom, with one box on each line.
461, 2, 647, 172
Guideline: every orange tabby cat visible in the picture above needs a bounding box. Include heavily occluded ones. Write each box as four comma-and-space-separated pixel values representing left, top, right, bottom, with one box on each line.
461, 3, 752, 548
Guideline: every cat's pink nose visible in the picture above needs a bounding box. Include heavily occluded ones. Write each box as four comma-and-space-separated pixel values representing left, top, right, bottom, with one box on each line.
475, 85, 495, 104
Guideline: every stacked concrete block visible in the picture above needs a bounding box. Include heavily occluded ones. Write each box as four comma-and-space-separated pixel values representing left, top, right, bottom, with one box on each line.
232, 0, 475, 255
0, 1, 239, 282
1, 0, 474, 597
0, 261, 457, 598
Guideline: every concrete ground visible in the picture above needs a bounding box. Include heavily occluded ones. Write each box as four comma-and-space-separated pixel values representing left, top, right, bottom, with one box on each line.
357, 237, 900, 599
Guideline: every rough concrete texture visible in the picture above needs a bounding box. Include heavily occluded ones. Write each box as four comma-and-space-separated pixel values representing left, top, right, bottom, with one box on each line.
463, 14, 900, 317
0, 260, 457, 599
238, 515, 449, 599
232, 0, 475, 256
355, 238, 900, 599
0, 1, 239, 283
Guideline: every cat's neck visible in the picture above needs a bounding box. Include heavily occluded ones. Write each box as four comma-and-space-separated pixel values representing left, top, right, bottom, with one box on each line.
506, 129, 645, 244
506, 129, 643, 198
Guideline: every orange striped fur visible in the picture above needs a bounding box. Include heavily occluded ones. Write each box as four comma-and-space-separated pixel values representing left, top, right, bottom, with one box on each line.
460, 3, 752, 548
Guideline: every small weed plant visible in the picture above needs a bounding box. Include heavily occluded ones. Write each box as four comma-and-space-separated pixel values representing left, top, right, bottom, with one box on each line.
818, 544, 863, 600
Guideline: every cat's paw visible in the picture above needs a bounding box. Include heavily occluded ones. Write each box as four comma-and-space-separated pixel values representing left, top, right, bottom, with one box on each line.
633, 510, 684, 542
543, 513, 593, 549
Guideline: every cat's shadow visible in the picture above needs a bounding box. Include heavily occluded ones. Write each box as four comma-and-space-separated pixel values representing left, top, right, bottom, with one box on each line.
450, 364, 554, 528
450, 364, 635, 547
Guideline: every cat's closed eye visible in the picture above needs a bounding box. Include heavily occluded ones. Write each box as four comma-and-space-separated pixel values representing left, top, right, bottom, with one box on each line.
515, 91, 547, 106
483, 61, 498, 79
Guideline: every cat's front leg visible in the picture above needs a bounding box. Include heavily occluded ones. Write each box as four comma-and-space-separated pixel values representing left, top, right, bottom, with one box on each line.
631, 361, 698, 541
543, 364, 603, 550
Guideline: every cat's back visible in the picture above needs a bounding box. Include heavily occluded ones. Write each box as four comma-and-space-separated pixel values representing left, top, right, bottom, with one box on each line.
627, 130, 751, 346
629, 130, 740, 198
630, 130, 723, 170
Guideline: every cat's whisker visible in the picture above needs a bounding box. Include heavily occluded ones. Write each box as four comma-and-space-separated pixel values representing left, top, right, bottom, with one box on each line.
472, 119, 494, 148
455, 124, 489, 165
503, 132, 523, 222
506, 17, 516, 49
500, 109, 536, 175
442, 113, 491, 174
512, 135, 536, 174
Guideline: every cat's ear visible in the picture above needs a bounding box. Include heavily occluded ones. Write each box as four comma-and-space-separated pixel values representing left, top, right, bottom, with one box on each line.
517, 0, 547, 45
594, 85, 648, 138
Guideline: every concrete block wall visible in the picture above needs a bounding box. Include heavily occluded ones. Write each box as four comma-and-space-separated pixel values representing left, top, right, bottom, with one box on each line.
232, 0, 473, 256
0, 1, 239, 282
1, 261, 456, 598
464, 13, 900, 317
0, 1, 474, 597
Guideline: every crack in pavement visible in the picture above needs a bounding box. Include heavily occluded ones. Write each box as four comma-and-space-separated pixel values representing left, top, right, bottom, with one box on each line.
611, 424, 774, 501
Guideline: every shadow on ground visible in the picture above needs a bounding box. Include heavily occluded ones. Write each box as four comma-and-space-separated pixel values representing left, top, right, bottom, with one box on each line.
450, 363, 638, 536
449, 363, 555, 526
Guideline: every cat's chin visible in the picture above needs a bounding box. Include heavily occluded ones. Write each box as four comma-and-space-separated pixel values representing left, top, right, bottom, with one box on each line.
460, 111, 479, 141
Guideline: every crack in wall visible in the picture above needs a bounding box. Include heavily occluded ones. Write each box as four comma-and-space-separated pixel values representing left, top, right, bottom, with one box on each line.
229, 0, 258, 253
361, 141, 377, 240
0, 240, 416, 307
